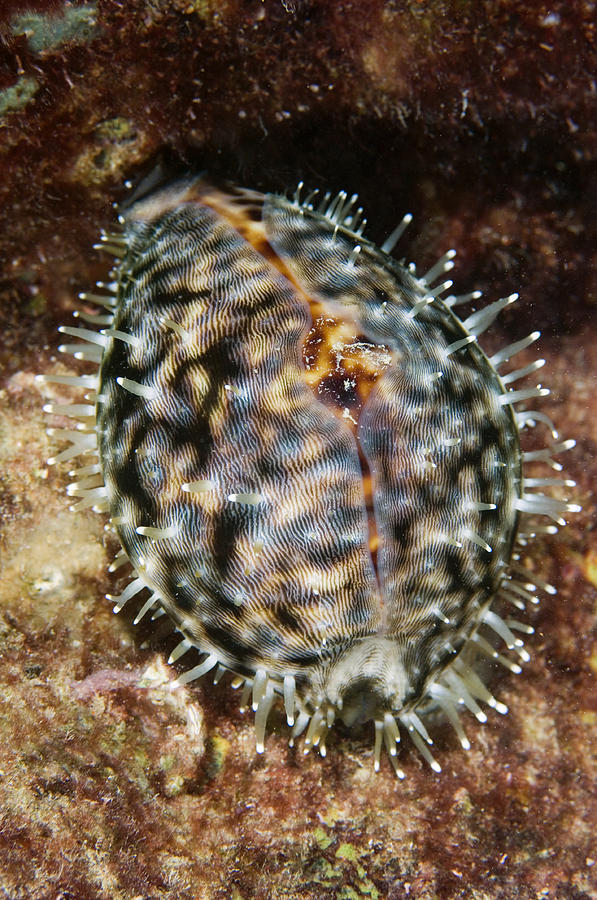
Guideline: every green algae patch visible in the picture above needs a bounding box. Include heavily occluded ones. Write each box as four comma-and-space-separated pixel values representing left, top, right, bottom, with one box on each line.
336, 843, 360, 863
11, 5, 99, 54
335, 843, 380, 898
0, 78, 39, 117
69, 116, 150, 187
314, 826, 334, 850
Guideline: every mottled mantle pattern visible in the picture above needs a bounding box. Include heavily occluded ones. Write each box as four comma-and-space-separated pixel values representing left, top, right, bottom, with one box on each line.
0, 1, 595, 898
